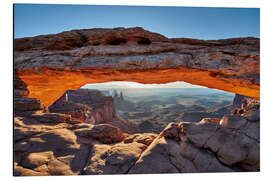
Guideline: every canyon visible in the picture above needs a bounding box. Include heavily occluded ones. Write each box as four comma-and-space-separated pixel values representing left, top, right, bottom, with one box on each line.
13, 27, 260, 175
48, 89, 138, 134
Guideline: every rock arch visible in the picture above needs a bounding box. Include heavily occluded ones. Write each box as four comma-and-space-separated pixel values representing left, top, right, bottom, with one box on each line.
14, 27, 259, 107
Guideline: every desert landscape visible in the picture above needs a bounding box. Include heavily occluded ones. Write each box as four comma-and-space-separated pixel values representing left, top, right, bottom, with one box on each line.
13, 26, 260, 175
85, 86, 235, 133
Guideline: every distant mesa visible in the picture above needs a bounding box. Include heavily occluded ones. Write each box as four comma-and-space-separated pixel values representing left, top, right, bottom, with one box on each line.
49, 89, 138, 134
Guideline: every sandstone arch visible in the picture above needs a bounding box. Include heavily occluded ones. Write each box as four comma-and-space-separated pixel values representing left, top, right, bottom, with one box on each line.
14, 27, 260, 107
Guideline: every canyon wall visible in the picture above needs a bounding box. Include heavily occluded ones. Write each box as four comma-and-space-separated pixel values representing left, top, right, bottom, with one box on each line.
48, 89, 138, 133
49, 89, 116, 124
14, 27, 260, 107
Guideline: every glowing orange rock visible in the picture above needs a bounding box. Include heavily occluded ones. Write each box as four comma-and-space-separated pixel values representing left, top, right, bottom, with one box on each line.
14, 27, 260, 107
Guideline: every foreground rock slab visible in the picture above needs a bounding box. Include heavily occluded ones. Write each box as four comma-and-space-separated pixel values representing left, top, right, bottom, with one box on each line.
14, 102, 259, 175
14, 114, 157, 176
128, 109, 260, 173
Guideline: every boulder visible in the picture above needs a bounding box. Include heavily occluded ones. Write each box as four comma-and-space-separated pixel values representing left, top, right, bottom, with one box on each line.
74, 124, 125, 144
83, 142, 146, 174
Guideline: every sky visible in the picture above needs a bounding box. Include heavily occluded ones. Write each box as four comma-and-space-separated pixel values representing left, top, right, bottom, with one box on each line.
14, 4, 260, 39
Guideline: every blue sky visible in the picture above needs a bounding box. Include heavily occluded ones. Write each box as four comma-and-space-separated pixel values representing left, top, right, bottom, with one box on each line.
14, 4, 260, 39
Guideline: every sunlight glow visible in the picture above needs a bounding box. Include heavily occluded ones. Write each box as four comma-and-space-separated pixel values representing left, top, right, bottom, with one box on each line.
82, 81, 206, 89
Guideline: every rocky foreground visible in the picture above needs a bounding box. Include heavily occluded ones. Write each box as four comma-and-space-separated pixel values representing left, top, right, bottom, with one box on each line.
14, 73, 260, 175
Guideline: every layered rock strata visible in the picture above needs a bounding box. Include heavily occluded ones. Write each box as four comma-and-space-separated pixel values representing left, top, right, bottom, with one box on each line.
48, 89, 138, 133
49, 89, 116, 124
14, 73, 46, 115
14, 27, 260, 107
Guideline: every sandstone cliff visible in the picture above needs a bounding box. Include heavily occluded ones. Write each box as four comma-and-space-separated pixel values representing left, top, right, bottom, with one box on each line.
49, 89, 115, 124
48, 89, 138, 133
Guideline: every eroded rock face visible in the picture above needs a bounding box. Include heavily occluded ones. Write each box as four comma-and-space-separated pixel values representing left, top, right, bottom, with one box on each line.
48, 89, 138, 133
14, 113, 156, 176
128, 109, 260, 173
14, 73, 46, 115
49, 89, 116, 124
14, 27, 259, 106
14, 27, 168, 51
83, 142, 146, 174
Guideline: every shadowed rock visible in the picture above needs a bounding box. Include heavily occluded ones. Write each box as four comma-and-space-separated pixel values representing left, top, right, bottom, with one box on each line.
128, 110, 259, 173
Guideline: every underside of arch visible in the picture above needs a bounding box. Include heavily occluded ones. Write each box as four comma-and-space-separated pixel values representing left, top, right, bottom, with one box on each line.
17, 66, 259, 107
14, 27, 260, 107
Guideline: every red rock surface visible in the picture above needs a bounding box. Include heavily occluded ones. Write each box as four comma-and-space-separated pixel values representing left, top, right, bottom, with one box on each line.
49, 89, 115, 123
14, 27, 260, 107
48, 89, 138, 133
14, 73, 46, 115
